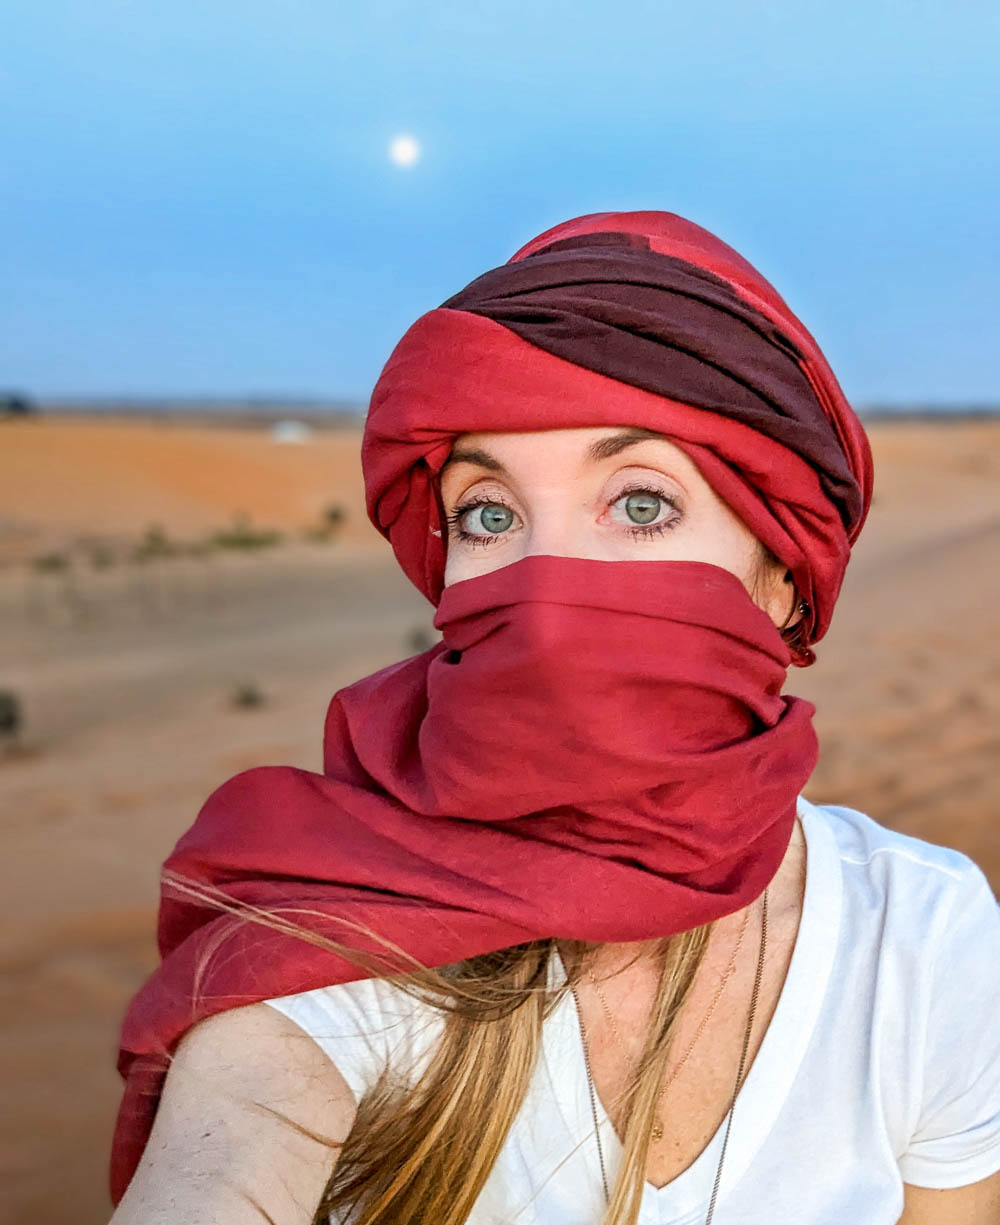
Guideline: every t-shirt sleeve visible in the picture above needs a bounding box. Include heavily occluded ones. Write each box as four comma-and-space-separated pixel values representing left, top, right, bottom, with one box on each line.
262, 977, 445, 1105
899, 858, 1000, 1188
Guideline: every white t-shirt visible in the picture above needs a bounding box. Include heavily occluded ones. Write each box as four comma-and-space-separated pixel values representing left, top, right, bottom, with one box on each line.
264, 796, 1000, 1224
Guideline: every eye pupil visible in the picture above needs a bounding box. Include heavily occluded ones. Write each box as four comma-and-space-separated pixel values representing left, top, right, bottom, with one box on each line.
478, 504, 514, 533
624, 492, 661, 525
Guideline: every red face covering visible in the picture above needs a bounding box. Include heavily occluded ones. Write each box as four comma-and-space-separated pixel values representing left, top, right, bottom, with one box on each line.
339, 556, 815, 884
109, 212, 871, 1204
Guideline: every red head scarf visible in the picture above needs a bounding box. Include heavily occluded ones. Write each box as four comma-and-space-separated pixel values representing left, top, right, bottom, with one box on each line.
364, 210, 873, 659
110, 211, 873, 1204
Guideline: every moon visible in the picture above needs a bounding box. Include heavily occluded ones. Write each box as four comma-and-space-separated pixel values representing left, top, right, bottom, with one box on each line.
388, 134, 421, 168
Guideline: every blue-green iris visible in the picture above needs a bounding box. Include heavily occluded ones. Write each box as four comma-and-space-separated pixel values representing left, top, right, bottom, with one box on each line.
624, 492, 661, 525
479, 504, 514, 533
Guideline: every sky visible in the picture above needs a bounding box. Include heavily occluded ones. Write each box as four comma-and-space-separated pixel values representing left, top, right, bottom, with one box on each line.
3, 1, 999, 405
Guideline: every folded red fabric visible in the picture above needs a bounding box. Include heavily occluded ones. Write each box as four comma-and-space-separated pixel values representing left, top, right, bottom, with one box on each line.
110, 211, 871, 1203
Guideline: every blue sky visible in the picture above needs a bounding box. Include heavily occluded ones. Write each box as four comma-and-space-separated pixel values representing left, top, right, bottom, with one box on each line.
3, 1, 999, 404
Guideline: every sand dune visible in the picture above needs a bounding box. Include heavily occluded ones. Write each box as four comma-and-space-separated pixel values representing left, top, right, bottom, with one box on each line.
1, 416, 997, 1224
0, 416, 378, 562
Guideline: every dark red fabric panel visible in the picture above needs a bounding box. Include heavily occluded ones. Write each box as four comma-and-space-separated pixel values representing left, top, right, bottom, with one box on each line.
507, 211, 874, 542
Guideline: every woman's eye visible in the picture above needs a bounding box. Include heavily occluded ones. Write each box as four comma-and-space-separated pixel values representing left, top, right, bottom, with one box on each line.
447, 499, 517, 542
610, 487, 682, 534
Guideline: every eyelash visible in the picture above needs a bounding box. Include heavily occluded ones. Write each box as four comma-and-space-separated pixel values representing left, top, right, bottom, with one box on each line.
444, 483, 683, 548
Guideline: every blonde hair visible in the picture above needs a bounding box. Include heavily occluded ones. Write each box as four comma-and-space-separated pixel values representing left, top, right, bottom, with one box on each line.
172, 872, 713, 1225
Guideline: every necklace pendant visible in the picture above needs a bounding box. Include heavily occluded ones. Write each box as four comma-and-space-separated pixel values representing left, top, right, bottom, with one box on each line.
652, 1118, 664, 1142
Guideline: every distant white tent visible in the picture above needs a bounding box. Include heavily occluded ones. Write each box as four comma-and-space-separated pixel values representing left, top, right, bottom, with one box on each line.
270, 420, 313, 444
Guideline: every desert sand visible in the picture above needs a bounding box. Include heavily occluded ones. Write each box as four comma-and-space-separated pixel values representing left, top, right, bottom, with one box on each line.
1, 415, 998, 1224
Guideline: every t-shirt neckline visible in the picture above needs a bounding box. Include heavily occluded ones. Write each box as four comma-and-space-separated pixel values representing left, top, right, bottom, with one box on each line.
545, 795, 843, 1223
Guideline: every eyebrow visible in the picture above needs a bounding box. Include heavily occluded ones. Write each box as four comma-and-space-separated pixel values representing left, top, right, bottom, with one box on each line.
440, 427, 670, 476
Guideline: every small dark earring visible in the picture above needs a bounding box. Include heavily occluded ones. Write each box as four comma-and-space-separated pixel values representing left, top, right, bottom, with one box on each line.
798, 599, 810, 615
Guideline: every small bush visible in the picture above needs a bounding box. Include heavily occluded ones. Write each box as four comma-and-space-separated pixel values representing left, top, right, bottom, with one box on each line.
31, 553, 69, 573
210, 513, 283, 552
301, 503, 346, 545
230, 681, 265, 710
407, 626, 435, 653
132, 524, 182, 563
0, 690, 21, 736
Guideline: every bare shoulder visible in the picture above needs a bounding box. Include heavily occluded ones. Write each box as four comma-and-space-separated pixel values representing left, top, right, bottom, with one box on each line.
165, 1000, 358, 1137
172, 998, 352, 1092
110, 1003, 356, 1225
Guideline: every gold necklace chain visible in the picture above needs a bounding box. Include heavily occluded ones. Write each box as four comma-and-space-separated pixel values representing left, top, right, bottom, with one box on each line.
586, 900, 753, 1143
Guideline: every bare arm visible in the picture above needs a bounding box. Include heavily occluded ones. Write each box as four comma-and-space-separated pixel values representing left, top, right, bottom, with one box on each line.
109, 1002, 357, 1225
899, 1171, 1000, 1224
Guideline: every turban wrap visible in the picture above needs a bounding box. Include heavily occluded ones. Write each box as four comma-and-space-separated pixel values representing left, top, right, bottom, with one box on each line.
109, 211, 873, 1204
363, 210, 874, 661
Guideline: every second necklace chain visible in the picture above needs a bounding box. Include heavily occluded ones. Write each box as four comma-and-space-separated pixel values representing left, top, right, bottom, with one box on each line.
586, 902, 753, 1143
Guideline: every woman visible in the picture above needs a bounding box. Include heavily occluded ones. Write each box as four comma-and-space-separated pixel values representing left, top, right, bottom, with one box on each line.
108, 212, 1000, 1225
